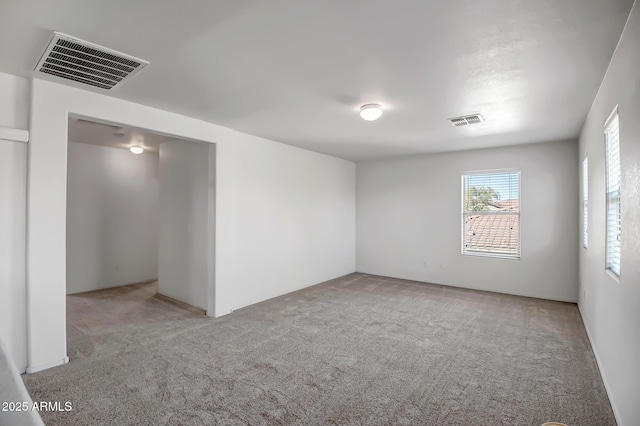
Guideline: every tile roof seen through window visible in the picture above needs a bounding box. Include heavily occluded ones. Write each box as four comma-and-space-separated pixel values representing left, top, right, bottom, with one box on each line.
465, 200, 519, 256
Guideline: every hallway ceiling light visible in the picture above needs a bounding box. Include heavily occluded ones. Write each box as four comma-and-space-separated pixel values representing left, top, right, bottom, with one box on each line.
360, 104, 383, 121
130, 146, 144, 154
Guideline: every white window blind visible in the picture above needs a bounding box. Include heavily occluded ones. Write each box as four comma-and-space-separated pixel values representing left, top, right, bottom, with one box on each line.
583, 156, 588, 248
462, 171, 520, 259
605, 111, 621, 276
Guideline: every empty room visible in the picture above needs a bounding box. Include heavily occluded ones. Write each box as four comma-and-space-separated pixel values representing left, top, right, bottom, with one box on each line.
0, 1, 638, 425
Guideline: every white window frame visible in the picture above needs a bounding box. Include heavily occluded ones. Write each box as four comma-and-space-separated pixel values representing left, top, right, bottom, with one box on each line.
582, 155, 588, 249
461, 170, 521, 260
604, 107, 621, 276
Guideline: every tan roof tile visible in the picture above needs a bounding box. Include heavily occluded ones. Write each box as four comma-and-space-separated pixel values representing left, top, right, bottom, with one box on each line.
464, 200, 519, 255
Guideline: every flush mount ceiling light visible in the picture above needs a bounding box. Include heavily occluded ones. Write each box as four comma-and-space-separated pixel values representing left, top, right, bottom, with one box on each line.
360, 104, 383, 121
130, 146, 144, 155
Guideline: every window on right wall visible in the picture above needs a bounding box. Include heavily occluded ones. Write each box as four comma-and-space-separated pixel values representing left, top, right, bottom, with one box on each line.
604, 108, 621, 276
583, 155, 588, 248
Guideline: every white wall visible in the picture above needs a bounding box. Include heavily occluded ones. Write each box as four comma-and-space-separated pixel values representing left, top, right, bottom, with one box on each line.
27, 78, 356, 372
0, 72, 29, 130
0, 140, 27, 373
0, 72, 29, 373
578, 2, 640, 424
158, 140, 210, 310
66, 142, 158, 294
215, 129, 356, 314
357, 140, 578, 302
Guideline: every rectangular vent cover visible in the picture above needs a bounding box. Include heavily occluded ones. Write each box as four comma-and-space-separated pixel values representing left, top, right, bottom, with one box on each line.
34, 32, 149, 90
448, 114, 484, 127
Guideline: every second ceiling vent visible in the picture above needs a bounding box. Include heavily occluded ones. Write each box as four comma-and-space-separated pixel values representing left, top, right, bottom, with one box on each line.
447, 113, 484, 127
34, 32, 149, 90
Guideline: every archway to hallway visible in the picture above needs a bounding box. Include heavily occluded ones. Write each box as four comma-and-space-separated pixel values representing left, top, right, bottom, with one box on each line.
65, 116, 215, 363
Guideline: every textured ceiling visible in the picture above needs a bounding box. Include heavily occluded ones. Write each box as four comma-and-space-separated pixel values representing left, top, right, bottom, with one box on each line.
67, 118, 175, 153
0, 0, 634, 160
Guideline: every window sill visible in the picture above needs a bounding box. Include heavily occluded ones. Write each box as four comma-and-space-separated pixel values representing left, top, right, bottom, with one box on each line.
463, 251, 521, 261
606, 269, 620, 283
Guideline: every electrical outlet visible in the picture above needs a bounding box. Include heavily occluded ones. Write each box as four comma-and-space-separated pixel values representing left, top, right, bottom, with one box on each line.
423, 261, 429, 269
583, 289, 587, 301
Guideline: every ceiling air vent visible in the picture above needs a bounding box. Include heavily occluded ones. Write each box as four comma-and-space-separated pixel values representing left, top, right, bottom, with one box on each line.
447, 113, 484, 127
34, 32, 149, 90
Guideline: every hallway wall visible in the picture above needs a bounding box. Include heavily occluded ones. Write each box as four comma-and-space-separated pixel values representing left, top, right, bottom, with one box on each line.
66, 142, 159, 294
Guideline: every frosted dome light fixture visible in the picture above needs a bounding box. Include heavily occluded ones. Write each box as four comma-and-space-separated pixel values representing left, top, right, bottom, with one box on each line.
130, 146, 144, 154
360, 104, 383, 121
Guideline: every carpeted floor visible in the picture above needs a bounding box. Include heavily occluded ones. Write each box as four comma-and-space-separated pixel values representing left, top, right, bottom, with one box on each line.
65, 280, 204, 361
23, 274, 615, 425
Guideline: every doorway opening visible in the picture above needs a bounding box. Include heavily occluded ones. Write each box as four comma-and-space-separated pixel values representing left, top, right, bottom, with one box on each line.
65, 117, 215, 362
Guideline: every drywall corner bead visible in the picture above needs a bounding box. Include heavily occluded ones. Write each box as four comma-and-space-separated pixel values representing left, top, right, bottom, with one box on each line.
0, 126, 29, 143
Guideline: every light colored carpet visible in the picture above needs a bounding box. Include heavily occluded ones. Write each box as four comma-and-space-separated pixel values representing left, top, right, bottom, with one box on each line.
65, 281, 204, 361
23, 274, 615, 425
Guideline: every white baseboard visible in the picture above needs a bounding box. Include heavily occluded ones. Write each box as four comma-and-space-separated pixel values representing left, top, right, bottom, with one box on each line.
578, 303, 622, 425
355, 271, 578, 303
26, 356, 69, 374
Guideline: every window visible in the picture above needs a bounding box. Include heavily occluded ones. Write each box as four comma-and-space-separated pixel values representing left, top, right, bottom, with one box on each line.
462, 171, 520, 259
605, 109, 621, 276
583, 156, 588, 248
